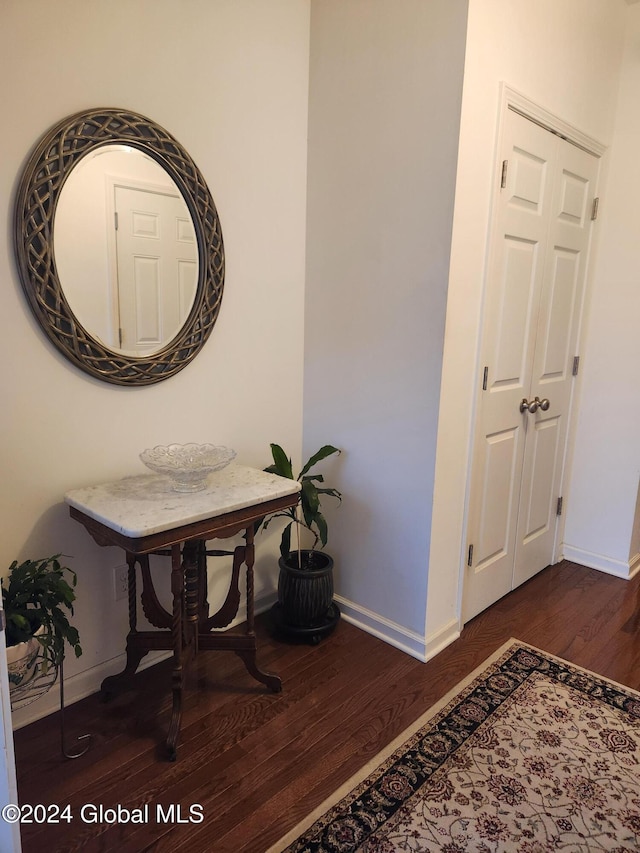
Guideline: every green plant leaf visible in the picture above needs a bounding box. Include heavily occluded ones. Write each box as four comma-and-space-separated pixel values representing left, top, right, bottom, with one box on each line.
301, 479, 320, 514
255, 508, 296, 538
315, 487, 342, 503
280, 522, 292, 559
270, 444, 294, 479
315, 513, 328, 548
298, 445, 340, 478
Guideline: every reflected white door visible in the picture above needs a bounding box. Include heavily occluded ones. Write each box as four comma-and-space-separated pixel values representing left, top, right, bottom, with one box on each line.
0, 616, 22, 852
463, 108, 599, 622
114, 186, 198, 355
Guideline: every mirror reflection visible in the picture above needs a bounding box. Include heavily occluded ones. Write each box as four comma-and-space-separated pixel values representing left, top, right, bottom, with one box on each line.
55, 146, 198, 357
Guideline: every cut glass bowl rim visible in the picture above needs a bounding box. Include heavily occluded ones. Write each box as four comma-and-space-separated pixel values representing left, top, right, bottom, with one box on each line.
139, 443, 237, 492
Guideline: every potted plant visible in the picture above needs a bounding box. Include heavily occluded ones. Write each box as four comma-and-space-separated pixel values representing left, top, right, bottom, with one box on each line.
2, 555, 82, 689
260, 443, 342, 643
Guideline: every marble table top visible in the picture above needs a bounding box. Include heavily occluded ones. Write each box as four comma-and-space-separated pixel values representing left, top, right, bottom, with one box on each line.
64, 464, 301, 539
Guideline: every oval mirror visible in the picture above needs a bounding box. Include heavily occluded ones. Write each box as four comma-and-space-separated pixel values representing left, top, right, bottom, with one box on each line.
14, 108, 224, 385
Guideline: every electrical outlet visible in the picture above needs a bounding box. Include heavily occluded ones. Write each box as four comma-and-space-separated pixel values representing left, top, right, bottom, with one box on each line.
113, 564, 129, 602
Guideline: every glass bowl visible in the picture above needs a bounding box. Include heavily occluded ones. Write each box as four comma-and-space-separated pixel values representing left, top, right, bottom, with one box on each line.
139, 443, 237, 492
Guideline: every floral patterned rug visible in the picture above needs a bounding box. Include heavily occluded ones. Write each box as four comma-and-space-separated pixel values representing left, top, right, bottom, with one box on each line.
269, 640, 640, 852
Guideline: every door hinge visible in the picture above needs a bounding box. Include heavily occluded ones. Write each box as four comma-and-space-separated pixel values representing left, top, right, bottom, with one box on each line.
118, 327, 123, 347
114, 211, 119, 231
467, 544, 474, 566
482, 366, 488, 391
572, 355, 580, 376
556, 496, 563, 516
500, 160, 508, 189
591, 197, 599, 221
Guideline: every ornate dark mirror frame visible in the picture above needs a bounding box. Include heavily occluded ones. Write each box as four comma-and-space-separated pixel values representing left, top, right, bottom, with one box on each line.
14, 108, 224, 386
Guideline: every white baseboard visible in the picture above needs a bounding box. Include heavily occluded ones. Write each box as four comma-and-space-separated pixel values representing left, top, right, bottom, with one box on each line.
562, 544, 640, 580
424, 617, 461, 661
335, 595, 459, 663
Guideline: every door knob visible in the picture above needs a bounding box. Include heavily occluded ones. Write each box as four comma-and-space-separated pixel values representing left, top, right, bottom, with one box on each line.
520, 398, 539, 414
535, 396, 550, 411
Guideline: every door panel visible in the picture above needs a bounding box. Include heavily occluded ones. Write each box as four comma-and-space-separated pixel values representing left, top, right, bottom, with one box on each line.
512, 423, 561, 583
494, 238, 540, 386
464, 109, 599, 621
511, 144, 550, 214
518, 415, 561, 542
540, 249, 580, 379
479, 427, 520, 563
132, 256, 162, 347
177, 259, 198, 318
467, 426, 521, 618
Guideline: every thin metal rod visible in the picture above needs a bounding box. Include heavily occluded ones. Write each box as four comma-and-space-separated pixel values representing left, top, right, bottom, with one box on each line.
59, 658, 91, 760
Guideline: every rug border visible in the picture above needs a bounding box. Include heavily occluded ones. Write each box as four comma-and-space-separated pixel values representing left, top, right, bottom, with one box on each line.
266, 638, 640, 853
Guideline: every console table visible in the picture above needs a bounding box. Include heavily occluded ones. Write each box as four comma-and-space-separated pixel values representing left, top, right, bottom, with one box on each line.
65, 464, 301, 760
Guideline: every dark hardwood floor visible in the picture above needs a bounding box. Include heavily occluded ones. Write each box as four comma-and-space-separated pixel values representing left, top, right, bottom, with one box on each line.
13, 560, 640, 852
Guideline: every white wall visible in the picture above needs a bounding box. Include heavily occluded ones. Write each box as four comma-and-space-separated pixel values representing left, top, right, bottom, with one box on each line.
428, 0, 628, 642
1, 0, 310, 723
303, 0, 468, 658
563, 4, 640, 577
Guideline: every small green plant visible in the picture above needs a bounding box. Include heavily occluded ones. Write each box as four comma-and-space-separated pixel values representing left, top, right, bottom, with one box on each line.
261, 443, 342, 559
2, 555, 82, 668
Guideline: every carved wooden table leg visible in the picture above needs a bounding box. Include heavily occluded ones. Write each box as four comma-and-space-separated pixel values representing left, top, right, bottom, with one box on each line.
128, 553, 137, 631
183, 540, 200, 656
236, 526, 282, 693
101, 553, 146, 699
166, 543, 184, 761
197, 539, 210, 626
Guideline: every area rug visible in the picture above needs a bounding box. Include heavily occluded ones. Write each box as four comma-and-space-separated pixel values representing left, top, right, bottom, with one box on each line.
269, 639, 640, 852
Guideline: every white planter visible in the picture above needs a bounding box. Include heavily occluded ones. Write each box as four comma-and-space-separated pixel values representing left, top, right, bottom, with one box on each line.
6, 626, 45, 691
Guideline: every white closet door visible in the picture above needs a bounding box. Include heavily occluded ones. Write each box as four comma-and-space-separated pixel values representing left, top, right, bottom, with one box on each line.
463, 109, 599, 622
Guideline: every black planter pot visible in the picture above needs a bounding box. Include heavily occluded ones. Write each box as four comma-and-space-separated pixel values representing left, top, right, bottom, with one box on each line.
271, 549, 340, 644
